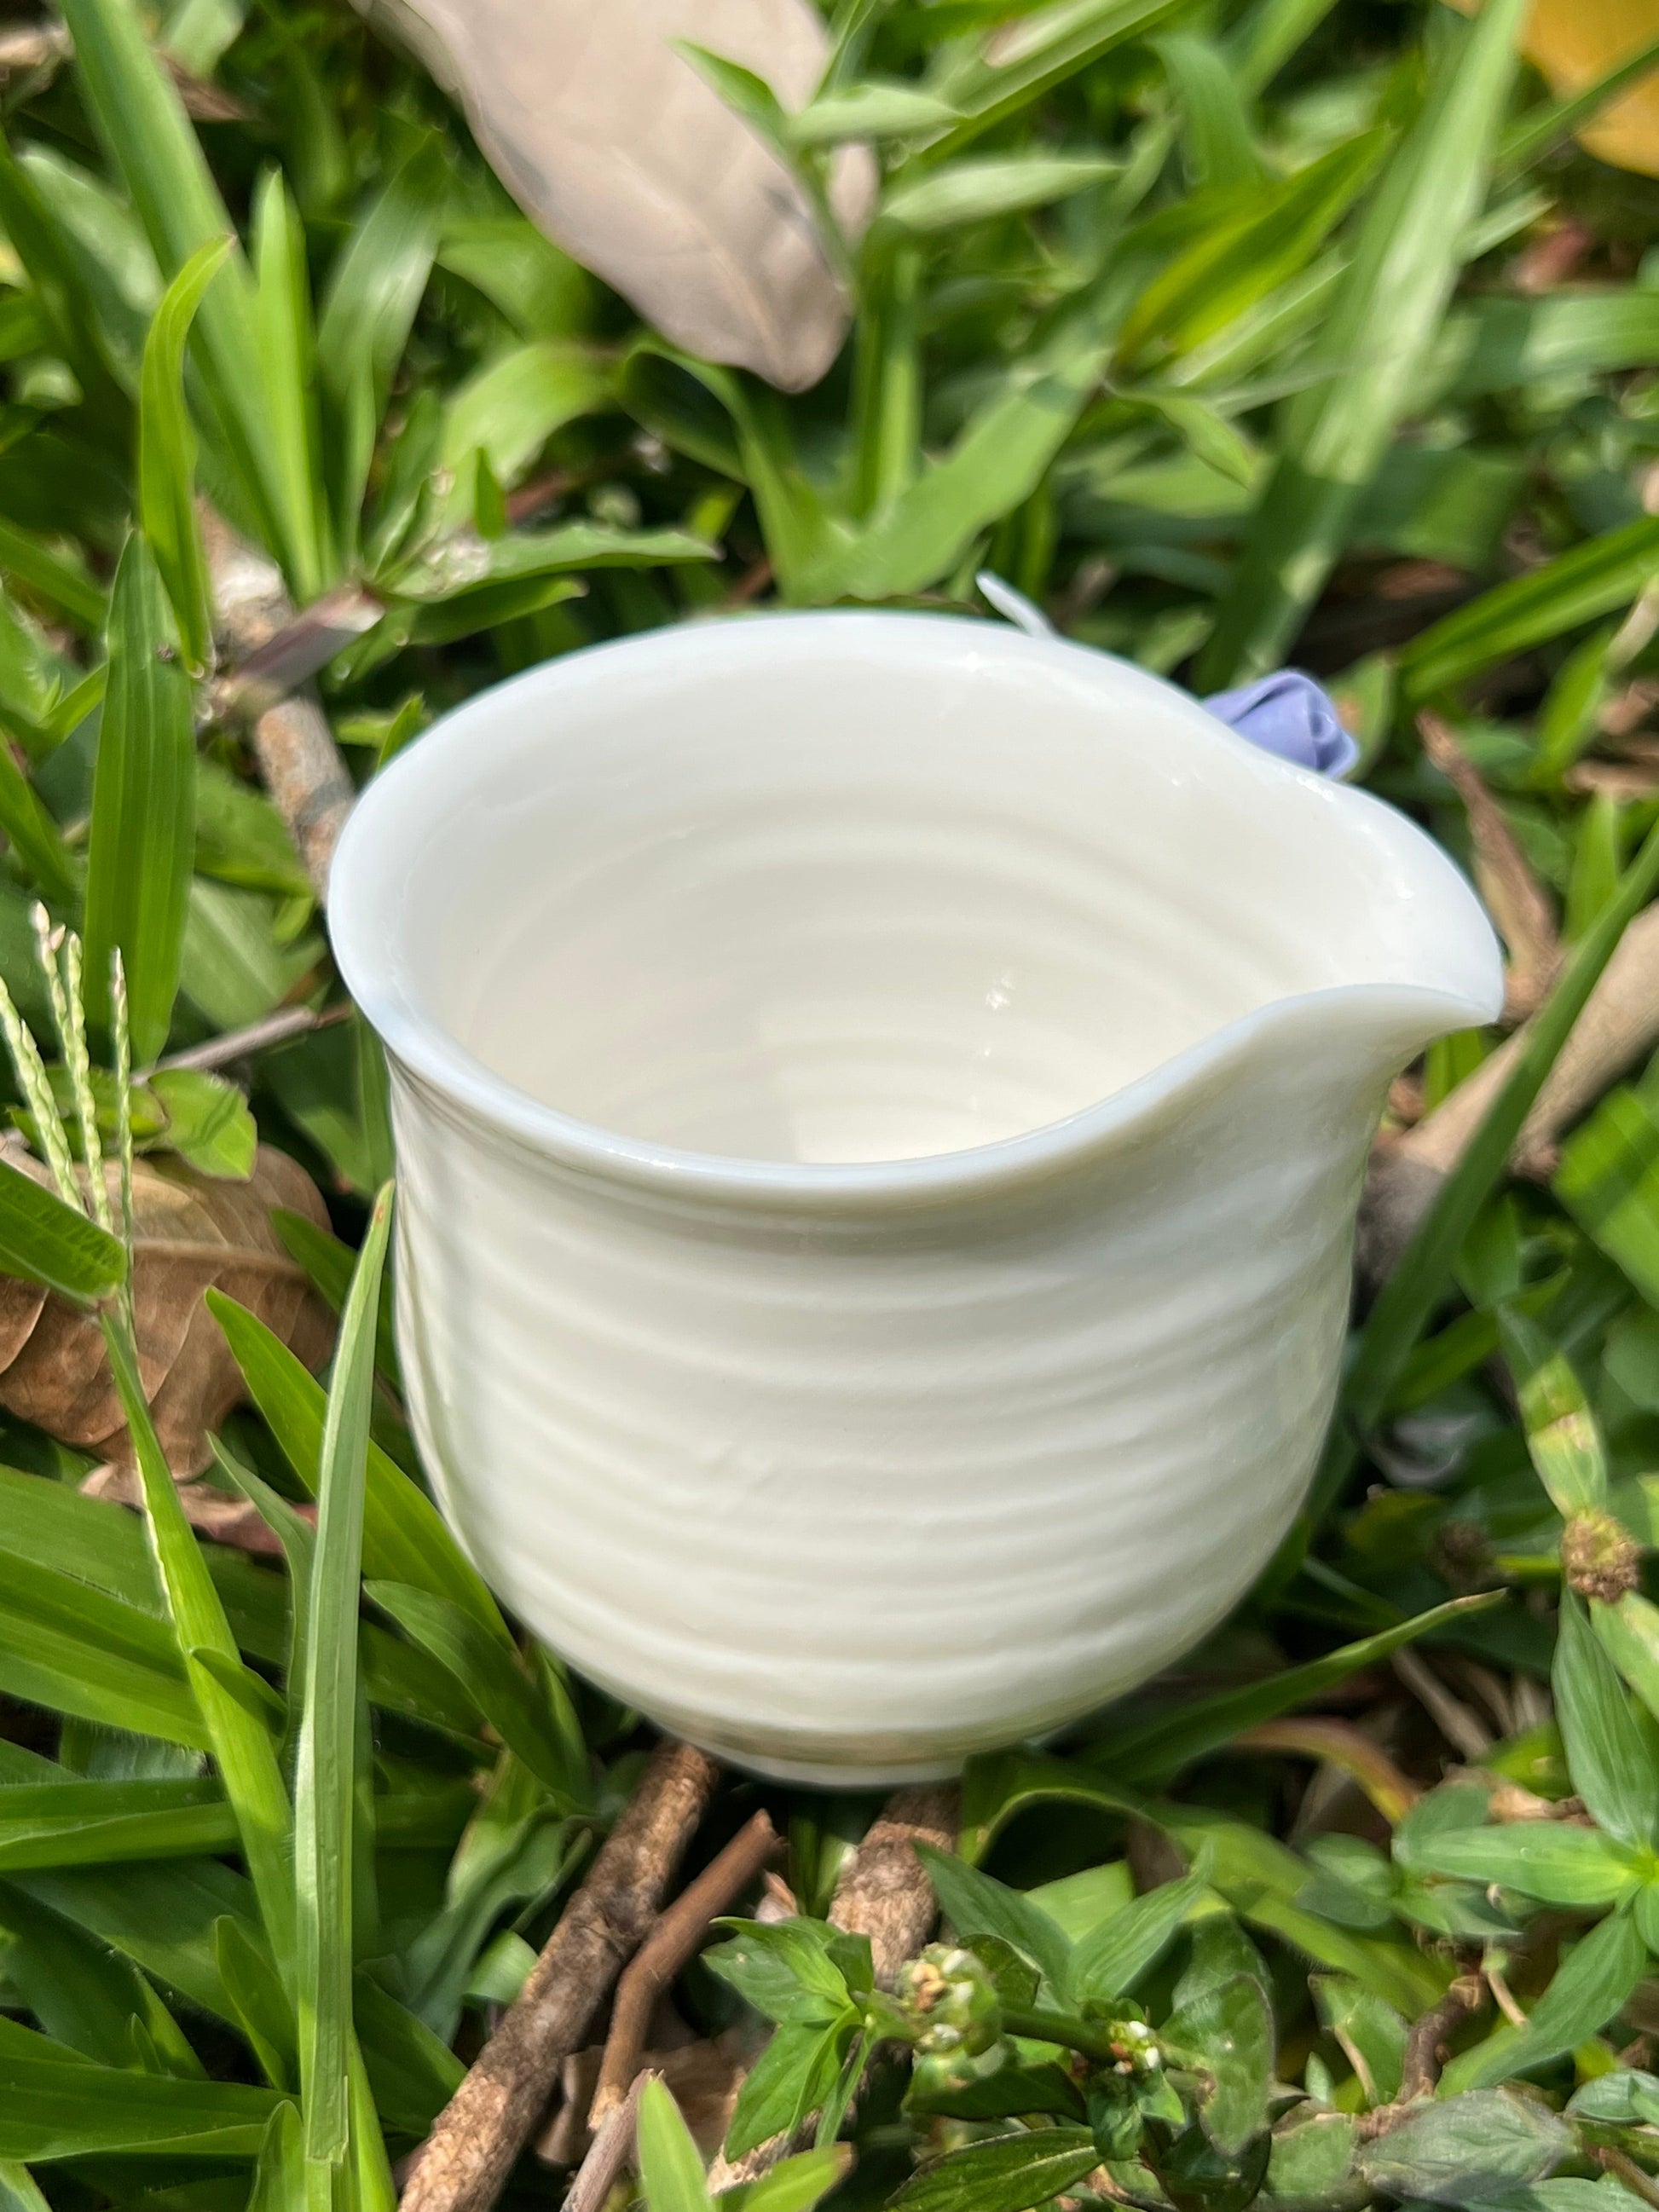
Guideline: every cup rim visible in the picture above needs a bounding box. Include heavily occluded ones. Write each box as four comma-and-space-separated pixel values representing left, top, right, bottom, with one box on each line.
329, 609, 1503, 1211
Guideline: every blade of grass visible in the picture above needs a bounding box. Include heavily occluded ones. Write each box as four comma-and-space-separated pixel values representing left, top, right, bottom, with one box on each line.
56, 0, 292, 573
251, 170, 329, 602
1499, 27, 1659, 175
1401, 517, 1659, 703
295, 1182, 392, 2192
138, 235, 232, 673
0, 1155, 124, 1302
83, 534, 196, 1064
1317, 810, 1659, 1517
1196, 0, 1529, 686
207, 1290, 512, 1647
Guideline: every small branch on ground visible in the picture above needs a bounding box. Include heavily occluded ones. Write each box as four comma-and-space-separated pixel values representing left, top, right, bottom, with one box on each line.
587, 1809, 782, 2131
1419, 713, 1560, 1023
1598, 2149, 1659, 2211
147, 1002, 350, 1077
565, 2069, 659, 2212
705, 1782, 959, 2192
1357, 1974, 1486, 2135
203, 509, 357, 904
1358, 904, 1659, 1283
827, 1781, 961, 1984
400, 1739, 720, 2212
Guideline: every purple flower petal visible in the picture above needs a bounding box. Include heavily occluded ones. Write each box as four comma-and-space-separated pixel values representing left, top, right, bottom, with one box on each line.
1203, 669, 1360, 778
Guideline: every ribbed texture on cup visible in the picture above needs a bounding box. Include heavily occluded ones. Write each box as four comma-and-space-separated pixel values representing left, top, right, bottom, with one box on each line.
390, 1035, 1377, 1785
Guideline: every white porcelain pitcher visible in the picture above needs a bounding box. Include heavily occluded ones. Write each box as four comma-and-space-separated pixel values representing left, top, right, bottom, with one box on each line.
330, 612, 1503, 1786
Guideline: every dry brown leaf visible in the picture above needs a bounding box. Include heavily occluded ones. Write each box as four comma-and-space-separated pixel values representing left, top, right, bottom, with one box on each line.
0, 1141, 333, 1476
1419, 711, 1561, 1021
354, 0, 875, 391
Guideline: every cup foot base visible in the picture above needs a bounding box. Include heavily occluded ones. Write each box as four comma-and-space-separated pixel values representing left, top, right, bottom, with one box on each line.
677, 1731, 962, 1790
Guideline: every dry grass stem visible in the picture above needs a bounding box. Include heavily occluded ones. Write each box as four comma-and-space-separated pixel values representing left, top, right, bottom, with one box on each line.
587, 1808, 782, 2131
400, 1739, 720, 2212
1419, 713, 1560, 1021
203, 508, 358, 902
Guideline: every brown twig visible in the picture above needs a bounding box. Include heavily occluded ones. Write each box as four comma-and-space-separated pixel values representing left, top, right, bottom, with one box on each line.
704, 1782, 958, 2192
565, 2068, 659, 2212
1419, 713, 1560, 1023
587, 1810, 782, 2131
826, 1782, 960, 1984
203, 509, 357, 904
1357, 1974, 1486, 2135
1597, 2149, 1659, 2210
1358, 902, 1659, 1283
400, 1739, 720, 2212
147, 1001, 351, 1077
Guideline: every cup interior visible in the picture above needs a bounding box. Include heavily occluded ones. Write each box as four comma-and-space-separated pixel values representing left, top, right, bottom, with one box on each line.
342, 616, 1458, 1168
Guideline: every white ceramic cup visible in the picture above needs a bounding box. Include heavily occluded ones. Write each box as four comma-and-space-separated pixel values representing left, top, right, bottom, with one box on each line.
330, 611, 1503, 1786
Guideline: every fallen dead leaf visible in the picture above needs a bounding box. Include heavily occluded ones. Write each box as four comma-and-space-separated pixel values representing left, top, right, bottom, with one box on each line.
352, 0, 875, 390
0, 1141, 333, 1476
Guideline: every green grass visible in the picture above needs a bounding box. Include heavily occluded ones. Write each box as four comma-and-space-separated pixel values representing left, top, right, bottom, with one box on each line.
0, 0, 1657, 2206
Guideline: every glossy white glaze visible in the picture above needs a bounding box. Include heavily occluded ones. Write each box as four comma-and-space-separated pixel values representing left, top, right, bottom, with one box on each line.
331, 613, 1504, 1784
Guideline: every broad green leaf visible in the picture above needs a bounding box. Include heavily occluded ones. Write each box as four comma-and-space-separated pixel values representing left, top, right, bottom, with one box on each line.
251, 168, 327, 603
1155, 33, 1264, 191
1408, 1821, 1642, 1907
725, 2018, 850, 2163
0, 1157, 124, 1302
1025, 1862, 1136, 1943
1197, 0, 1529, 684
0, 1776, 235, 1871
102, 1303, 296, 1972
55, 0, 290, 571
207, 1290, 510, 1646
0, 2014, 279, 2159
295, 1183, 391, 2177
137, 234, 229, 671
146, 1068, 257, 1179
890, 2127, 1100, 2212
880, 153, 1119, 233
1553, 1596, 1659, 1851
928, 0, 1194, 150
1556, 1084, 1659, 1306
1311, 1977, 1406, 2105
639, 2076, 714, 2212
1402, 517, 1659, 703
1593, 1592, 1659, 1731
1449, 1909, 1650, 2092
437, 341, 614, 516
1166, 1972, 1273, 2156
0, 1549, 205, 1747
84, 533, 195, 1064
705, 1920, 855, 2026
1071, 1870, 1207, 2004
0, 1877, 198, 2074
1498, 1311, 1608, 1515
1121, 134, 1383, 367
0, 739, 77, 906
366, 1582, 586, 1810
790, 82, 962, 147
1420, 293, 1659, 407
217, 1915, 297, 2090
317, 132, 448, 554
725, 2146, 854, 2212
1355, 2089, 1570, 2202
248, 2103, 304, 2212
914, 1845, 1074, 2000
